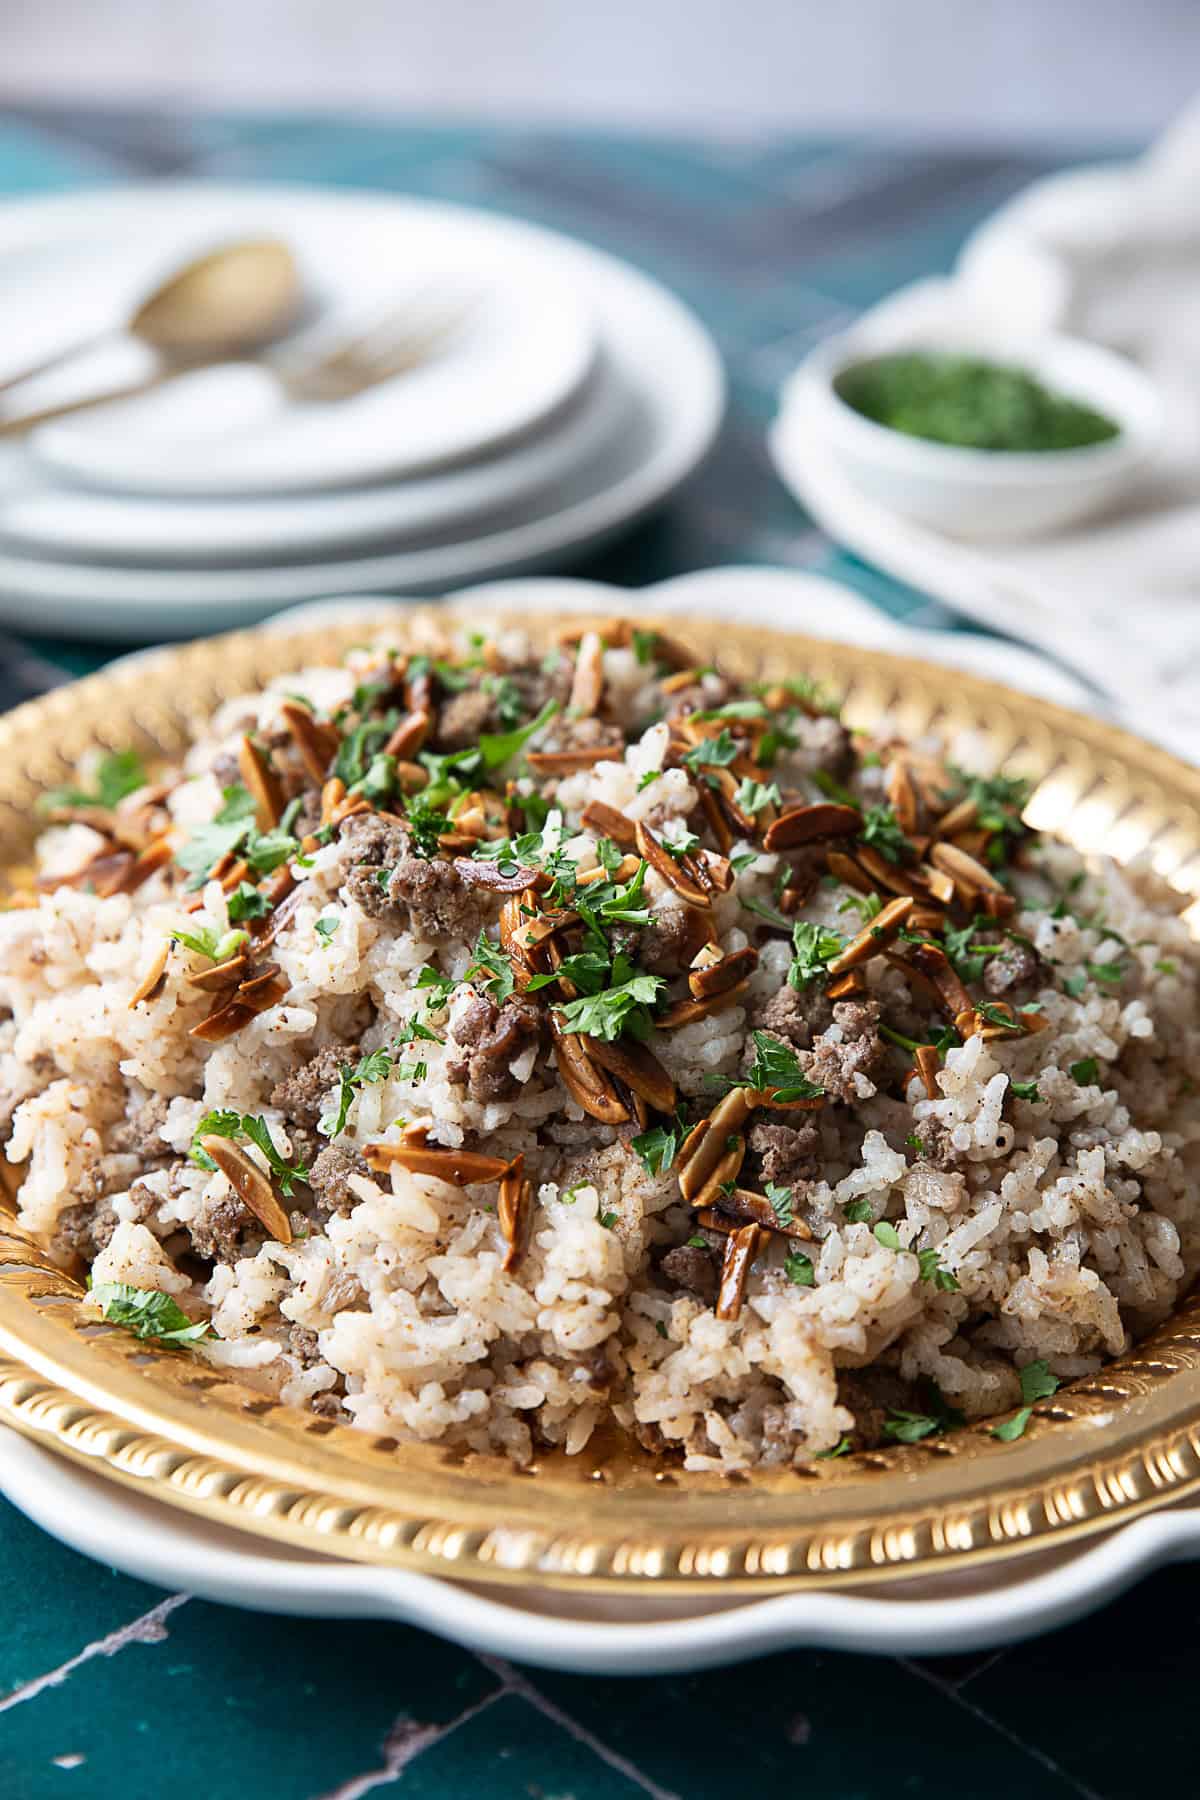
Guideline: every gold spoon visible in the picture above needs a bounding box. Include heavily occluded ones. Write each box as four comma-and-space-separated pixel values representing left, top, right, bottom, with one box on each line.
0, 239, 302, 430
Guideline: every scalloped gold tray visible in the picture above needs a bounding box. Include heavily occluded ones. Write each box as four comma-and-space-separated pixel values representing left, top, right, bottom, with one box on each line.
4, 606, 1200, 1596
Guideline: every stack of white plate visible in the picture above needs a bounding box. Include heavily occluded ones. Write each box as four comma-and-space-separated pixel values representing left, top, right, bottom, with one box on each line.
0, 184, 724, 641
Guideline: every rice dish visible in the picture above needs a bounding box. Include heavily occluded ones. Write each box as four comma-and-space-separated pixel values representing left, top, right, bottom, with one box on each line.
3, 618, 1198, 1470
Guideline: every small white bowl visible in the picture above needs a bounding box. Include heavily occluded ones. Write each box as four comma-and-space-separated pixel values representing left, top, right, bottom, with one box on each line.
799, 328, 1163, 540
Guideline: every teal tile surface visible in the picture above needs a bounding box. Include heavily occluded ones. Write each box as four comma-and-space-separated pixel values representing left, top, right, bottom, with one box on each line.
0, 104, 1167, 1800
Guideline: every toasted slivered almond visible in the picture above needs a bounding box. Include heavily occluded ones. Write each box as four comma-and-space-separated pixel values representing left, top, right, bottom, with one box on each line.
320, 777, 347, 825
887, 759, 920, 835
676, 1090, 757, 1200
453, 857, 551, 894
687, 1139, 746, 1208
576, 854, 640, 887
403, 661, 435, 714
525, 746, 624, 773
557, 619, 698, 669
188, 1000, 255, 1041
187, 952, 250, 991
763, 802, 861, 853
827, 968, 867, 1000
121, 838, 174, 893
929, 840, 1007, 896
394, 760, 429, 795
688, 945, 758, 1000
853, 845, 929, 899
655, 980, 751, 1029
634, 822, 711, 907
690, 942, 724, 972
549, 1017, 630, 1125
128, 939, 170, 1009
704, 766, 758, 836
715, 1187, 815, 1239
915, 1045, 941, 1100
218, 858, 252, 895
934, 795, 978, 838
660, 665, 704, 695
45, 848, 133, 899
568, 630, 605, 717
236, 964, 285, 1006
580, 800, 638, 849
365, 1142, 511, 1185
697, 850, 734, 896
979, 888, 1018, 921
384, 709, 432, 761
907, 941, 973, 1017
693, 1205, 731, 1237
497, 1155, 534, 1273
698, 785, 735, 854
715, 1223, 762, 1321
910, 905, 949, 933
921, 864, 957, 906
825, 849, 874, 894
586, 1037, 677, 1114
198, 1136, 292, 1245
280, 701, 338, 783
257, 864, 297, 912
238, 734, 285, 830
826, 894, 913, 975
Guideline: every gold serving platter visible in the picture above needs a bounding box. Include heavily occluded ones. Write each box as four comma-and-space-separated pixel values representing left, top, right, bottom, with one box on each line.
3, 605, 1200, 1596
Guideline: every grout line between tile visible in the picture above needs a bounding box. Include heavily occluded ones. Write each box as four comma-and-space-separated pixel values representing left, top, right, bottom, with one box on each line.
0, 1592, 190, 1716
898, 1656, 1105, 1800
307, 1685, 505, 1800
476, 1654, 685, 1800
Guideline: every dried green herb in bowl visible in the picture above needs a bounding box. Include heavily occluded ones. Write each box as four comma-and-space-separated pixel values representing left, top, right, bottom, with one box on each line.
834, 352, 1120, 453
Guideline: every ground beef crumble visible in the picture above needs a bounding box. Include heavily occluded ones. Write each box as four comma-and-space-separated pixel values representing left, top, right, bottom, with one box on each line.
448, 993, 543, 1101
806, 999, 886, 1102
271, 1045, 359, 1130
983, 940, 1039, 997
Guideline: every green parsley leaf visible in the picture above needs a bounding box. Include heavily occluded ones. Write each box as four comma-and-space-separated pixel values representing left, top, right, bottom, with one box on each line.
632, 1121, 682, 1177
883, 1410, 939, 1443
917, 1247, 961, 1291
686, 1234, 708, 1249
637, 769, 662, 792
170, 925, 248, 963
226, 881, 272, 923
740, 1031, 824, 1103
788, 919, 845, 990
814, 1435, 851, 1458
784, 1250, 815, 1287
468, 932, 516, 1007
974, 1001, 1024, 1034
1011, 1080, 1041, 1101
1062, 968, 1089, 998
415, 966, 457, 1011
730, 851, 759, 874
682, 729, 739, 787
1070, 1057, 1100, 1086
314, 916, 340, 946
843, 1199, 874, 1224
478, 698, 559, 770
321, 1048, 396, 1139
765, 1181, 795, 1229
1088, 960, 1125, 988
631, 629, 658, 667
741, 895, 793, 931
91, 1283, 214, 1347
812, 769, 859, 808
40, 747, 149, 813
991, 1359, 1060, 1440
175, 784, 257, 884
861, 803, 913, 865
1156, 959, 1178, 975
191, 1109, 308, 1196
598, 1210, 619, 1230
837, 889, 883, 922
556, 969, 664, 1043
874, 1221, 901, 1250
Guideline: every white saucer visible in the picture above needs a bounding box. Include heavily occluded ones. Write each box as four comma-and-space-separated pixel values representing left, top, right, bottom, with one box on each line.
0, 358, 631, 565
1, 185, 596, 494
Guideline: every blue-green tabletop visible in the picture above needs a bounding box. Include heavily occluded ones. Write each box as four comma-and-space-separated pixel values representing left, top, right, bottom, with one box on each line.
0, 108, 1177, 1800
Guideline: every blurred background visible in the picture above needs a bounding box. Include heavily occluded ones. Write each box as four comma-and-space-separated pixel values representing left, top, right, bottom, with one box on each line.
3, 0, 1197, 139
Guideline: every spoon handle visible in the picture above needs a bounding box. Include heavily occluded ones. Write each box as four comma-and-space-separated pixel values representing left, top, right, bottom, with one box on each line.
0, 329, 118, 398
0, 364, 209, 438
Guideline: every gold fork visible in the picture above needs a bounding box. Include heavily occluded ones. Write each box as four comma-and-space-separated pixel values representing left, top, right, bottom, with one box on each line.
0, 296, 476, 437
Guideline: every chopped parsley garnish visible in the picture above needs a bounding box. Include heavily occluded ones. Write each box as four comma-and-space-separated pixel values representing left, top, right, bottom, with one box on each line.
738, 1031, 824, 1103
631, 629, 659, 667
843, 1199, 874, 1224
636, 769, 662, 792
837, 889, 883, 922
632, 1117, 686, 1177
814, 1435, 851, 1458
1062, 968, 1088, 998
974, 1002, 1025, 1033
320, 1047, 396, 1139
788, 920, 844, 990
556, 962, 664, 1044
860, 803, 913, 865
765, 1181, 795, 1229
917, 1247, 961, 1291
1011, 1080, 1041, 1101
741, 895, 793, 932
991, 1359, 1060, 1441
662, 829, 703, 859
945, 765, 1032, 853
686, 1234, 708, 1249
403, 792, 455, 860
170, 924, 248, 963
398, 1019, 443, 1045
478, 697, 559, 770
942, 918, 1007, 983
874, 1221, 901, 1250
1088, 961, 1125, 988
175, 783, 299, 889
40, 747, 149, 813
226, 881, 273, 923
682, 729, 739, 787
314, 916, 340, 946
415, 966, 457, 1011
812, 769, 858, 808
784, 1250, 815, 1287
468, 932, 516, 1007
696, 699, 767, 723
730, 851, 759, 875
882, 1409, 940, 1444
335, 710, 401, 787
191, 1110, 308, 1195
91, 1283, 214, 1347
1070, 1057, 1100, 1086
598, 1210, 619, 1230
1156, 959, 1178, 976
